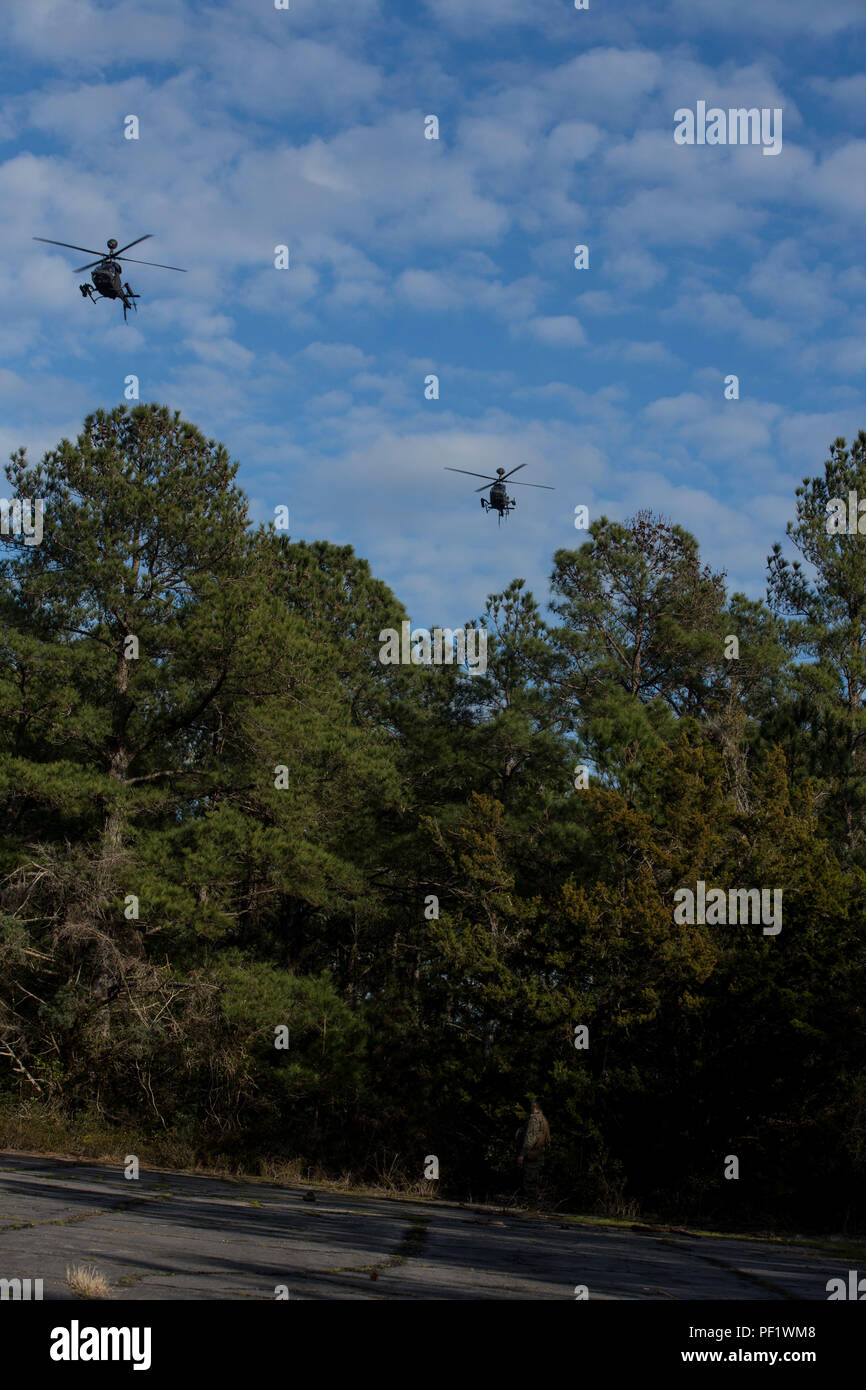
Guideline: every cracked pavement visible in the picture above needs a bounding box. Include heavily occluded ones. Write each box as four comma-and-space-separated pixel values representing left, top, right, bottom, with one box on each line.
0, 1151, 848, 1300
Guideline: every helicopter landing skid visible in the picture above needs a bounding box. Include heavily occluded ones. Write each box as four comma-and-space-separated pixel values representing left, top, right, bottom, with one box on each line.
481, 497, 513, 525
121, 286, 140, 322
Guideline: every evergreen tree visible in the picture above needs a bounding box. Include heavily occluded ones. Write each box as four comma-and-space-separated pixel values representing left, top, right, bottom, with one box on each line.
768, 431, 866, 855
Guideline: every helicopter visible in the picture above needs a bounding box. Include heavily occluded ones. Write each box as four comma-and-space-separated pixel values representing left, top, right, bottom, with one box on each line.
444, 463, 555, 524
32, 234, 187, 321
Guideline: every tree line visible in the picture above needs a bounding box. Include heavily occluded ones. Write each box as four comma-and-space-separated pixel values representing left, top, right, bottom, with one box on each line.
1, 404, 864, 1232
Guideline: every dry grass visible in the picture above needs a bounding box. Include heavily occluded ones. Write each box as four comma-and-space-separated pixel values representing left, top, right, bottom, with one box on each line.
0, 1100, 443, 1202
0, 1097, 198, 1170
66, 1265, 112, 1299
256, 1156, 307, 1186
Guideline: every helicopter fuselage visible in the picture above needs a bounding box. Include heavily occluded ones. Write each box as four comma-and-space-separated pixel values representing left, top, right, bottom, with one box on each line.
82, 260, 140, 318
91, 261, 125, 299
482, 480, 515, 519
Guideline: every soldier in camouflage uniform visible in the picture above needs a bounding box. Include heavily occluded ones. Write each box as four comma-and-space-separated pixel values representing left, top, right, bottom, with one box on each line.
516, 1099, 550, 1207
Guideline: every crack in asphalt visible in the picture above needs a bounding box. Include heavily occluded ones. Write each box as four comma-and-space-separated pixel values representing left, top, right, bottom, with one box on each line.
321, 1212, 430, 1278
0, 1190, 163, 1233
656, 1238, 799, 1301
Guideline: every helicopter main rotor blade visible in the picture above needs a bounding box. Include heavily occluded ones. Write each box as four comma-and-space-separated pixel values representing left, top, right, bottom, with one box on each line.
34, 236, 105, 257
73, 258, 107, 273
507, 481, 556, 489
444, 467, 497, 481
114, 234, 152, 256
115, 256, 187, 272
499, 463, 528, 481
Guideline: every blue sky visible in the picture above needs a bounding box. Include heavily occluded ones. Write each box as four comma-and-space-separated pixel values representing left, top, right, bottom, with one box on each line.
2, 0, 866, 628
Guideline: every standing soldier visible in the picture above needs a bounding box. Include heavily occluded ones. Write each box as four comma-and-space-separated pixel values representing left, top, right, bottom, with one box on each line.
516, 1099, 550, 1208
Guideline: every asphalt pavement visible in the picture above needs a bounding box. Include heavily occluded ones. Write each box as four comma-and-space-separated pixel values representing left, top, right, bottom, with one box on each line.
0, 1151, 847, 1300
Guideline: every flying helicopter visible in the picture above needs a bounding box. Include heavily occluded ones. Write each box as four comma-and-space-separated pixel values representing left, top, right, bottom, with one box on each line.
444, 463, 555, 524
32, 233, 187, 321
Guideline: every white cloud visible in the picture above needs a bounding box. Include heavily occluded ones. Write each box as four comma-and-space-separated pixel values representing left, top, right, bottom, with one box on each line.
307, 390, 353, 414
423, 0, 557, 36
663, 291, 791, 349
300, 342, 372, 371
620, 341, 680, 367
808, 140, 866, 218
527, 315, 586, 347
642, 392, 784, 468
668, 0, 866, 34
777, 412, 862, 470
606, 249, 668, 293
810, 74, 866, 121
3, 0, 188, 66
396, 269, 464, 311
745, 242, 843, 322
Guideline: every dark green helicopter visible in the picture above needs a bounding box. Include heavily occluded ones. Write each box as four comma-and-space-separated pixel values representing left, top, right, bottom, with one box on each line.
33, 233, 187, 321
444, 463, 555, 524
